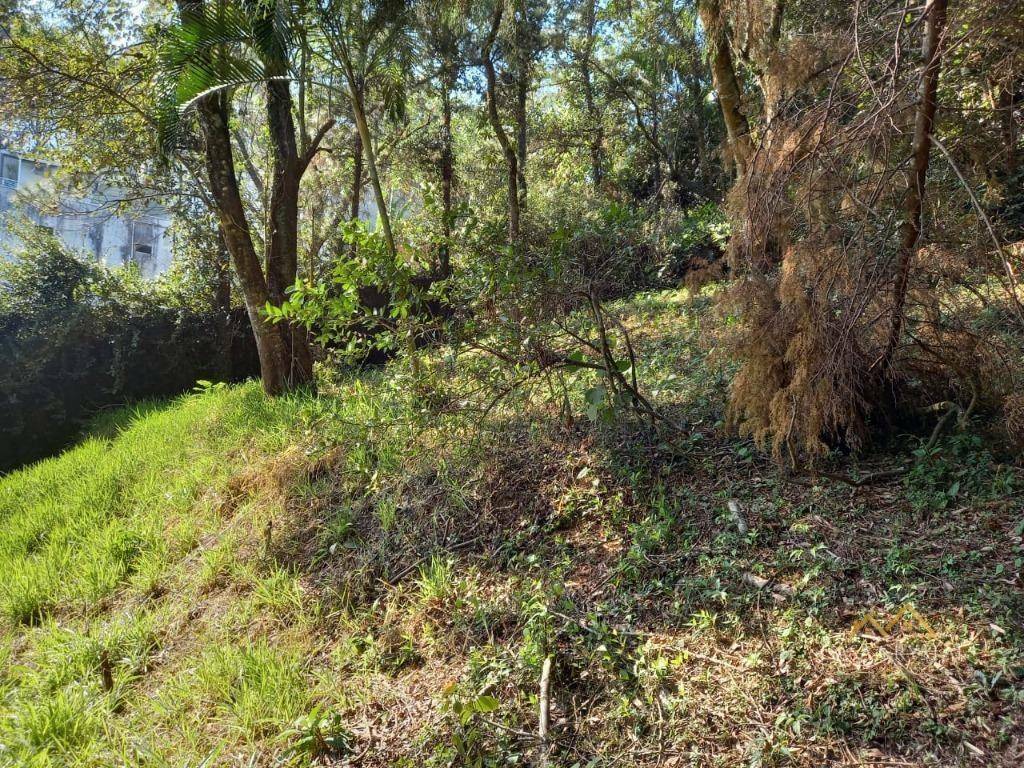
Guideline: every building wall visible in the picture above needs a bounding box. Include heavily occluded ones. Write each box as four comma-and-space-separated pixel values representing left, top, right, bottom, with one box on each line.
0, 152, 173, 278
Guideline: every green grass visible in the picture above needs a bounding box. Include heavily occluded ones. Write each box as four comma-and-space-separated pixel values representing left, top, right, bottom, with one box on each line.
0, 383, 312, 766
0, 385, 305, 626
0, 289, 1021, 768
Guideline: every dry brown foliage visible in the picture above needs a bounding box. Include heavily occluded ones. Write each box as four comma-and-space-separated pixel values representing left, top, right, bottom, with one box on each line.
717, 0, 1024, 462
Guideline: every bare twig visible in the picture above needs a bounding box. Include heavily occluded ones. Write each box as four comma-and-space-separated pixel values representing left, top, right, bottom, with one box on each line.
538, 656, 553, 767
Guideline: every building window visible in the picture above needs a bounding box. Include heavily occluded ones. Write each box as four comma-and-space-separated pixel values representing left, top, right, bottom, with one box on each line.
1, 154, 18, 189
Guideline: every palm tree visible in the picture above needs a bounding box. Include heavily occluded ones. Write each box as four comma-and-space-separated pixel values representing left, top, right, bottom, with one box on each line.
159, 0, 334, 394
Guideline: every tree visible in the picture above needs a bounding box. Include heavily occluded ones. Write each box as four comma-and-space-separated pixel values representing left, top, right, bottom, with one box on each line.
589, 0, 719, 203
160, 0, 335, 394
874, 0, 949, 375
480, 0, 521, 247
697, 0, 751, 178
415, 0, 469, 276
317, 0, 413, 264
711, 0, 1023, 461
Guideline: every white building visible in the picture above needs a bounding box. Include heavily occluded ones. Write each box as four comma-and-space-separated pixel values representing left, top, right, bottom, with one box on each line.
0, 150, 173, 278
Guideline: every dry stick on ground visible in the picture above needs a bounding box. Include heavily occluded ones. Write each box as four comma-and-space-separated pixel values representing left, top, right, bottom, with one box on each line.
538, 656, 553, 767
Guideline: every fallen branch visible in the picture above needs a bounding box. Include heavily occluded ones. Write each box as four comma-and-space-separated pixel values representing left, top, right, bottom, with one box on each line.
538, 656, 553, 767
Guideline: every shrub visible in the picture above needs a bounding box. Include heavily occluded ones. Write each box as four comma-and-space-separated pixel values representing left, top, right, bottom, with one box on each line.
0, 230, 259, 471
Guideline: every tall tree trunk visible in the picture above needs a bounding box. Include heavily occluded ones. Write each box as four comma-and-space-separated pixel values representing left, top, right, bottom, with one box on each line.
195, 93, 290, 395
688, 77, 714, 196
349, 125, 363, 256
265, 77, 314, 386
581, 0, 602, 189
439, 76, 454, 277
876, 0, 949, 374
483, 1, 520, 247
652, 99, 662, 203
349, 86, 396, 259
215, 224, 231, 312
699, 0, 753, 178
991, 78, 1019, 178
515, 69, 528, 210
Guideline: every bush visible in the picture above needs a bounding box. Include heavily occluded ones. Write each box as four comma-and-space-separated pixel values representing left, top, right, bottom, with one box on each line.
0, 231, 259, 471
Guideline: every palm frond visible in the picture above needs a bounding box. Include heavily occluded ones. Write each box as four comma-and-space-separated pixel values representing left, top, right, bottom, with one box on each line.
156, 1, 297, 156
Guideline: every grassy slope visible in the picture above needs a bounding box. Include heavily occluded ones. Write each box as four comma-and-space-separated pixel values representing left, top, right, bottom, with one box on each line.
0, 289, 1022, 768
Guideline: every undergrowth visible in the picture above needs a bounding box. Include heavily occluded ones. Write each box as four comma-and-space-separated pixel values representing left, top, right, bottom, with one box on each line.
0, 289, 1021, 768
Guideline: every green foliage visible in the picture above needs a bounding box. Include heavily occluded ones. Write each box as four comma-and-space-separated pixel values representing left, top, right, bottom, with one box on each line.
904, 432, 1017, 512
417, 555, 457, 602
156, 0, 298, 153
0, 382, 310, 765
193, 641, 311, 739
0, 290, 1021, 767
445, 691, 502, 768
0, 383, 301, 625
271, 220, 442, 363
280, 706, 353, 763
0, 231, 258, 470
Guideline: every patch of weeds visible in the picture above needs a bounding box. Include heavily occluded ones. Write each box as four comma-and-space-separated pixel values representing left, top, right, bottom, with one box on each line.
905, 432, 1017, 512
2, 686, 103, 763
249, 567, 307, 624
516, 580, 559, 671
25, 611, 161, 696
375, 495, 398, 532
129, 548, 171, 597
279, 706, 353, 763
805, 672, 922, 744
1, 556, 59, 625
194, 641, 312, 741
198, 534, 244, 591
417, 556, 457, 603
320, 504, 356, 552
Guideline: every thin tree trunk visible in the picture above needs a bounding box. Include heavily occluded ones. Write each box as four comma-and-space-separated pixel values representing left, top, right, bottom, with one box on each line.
652, 99, 662, 203
515, 69, 528, 210
699, 0, 753, 178
483, 1, 520, 247
215, 224, 231, 312
351, 87, 396, 259
581, 0, 602, 189
991, 79, 1019, 178
688, 77, 714, 195
876, 0, 949, 374
349, 126, 363, 256
439, 76, 454, 277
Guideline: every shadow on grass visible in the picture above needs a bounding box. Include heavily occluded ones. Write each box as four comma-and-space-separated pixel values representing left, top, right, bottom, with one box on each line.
265, 399, 1023, 766
82, 399, 171, 443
